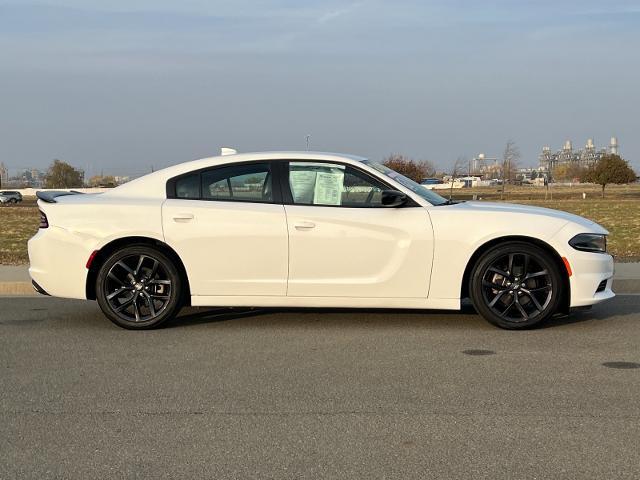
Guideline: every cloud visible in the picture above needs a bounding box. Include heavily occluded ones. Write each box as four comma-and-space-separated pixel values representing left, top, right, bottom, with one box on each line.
317, 2, 364, 24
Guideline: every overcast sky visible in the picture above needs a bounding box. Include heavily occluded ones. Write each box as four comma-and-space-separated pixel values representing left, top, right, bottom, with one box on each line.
1, 0, 639, 177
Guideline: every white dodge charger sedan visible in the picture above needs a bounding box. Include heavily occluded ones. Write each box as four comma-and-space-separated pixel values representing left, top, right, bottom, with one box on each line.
28, 151, 614, 330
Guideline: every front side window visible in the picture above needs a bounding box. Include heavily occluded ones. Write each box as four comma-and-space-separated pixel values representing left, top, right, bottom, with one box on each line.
288, 162, 387, 207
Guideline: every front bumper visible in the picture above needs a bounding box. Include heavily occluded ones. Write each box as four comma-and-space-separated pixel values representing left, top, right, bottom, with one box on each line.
567, 251, 615, 307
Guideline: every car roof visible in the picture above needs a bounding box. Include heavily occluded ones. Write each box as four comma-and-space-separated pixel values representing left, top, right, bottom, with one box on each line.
102, 151, 370, 199
179, 151, 368, 168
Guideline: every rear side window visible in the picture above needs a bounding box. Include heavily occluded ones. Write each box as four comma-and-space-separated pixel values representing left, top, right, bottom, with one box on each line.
202, 163, 272, 202
168, 162, 275, 203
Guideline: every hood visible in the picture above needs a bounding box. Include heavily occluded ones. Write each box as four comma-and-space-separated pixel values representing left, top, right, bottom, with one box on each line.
452, 201, 600, 230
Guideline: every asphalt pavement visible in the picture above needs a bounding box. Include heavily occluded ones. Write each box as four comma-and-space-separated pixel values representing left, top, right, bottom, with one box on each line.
1, 296, 639, 479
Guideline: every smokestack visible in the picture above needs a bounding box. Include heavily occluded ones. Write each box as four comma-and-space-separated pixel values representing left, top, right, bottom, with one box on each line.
610, 137, 619, 155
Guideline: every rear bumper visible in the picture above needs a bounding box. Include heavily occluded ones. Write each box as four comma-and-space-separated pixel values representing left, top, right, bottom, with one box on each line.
568, 251, 615, 307
31, 280, 50, 296
28, 227, 90, 300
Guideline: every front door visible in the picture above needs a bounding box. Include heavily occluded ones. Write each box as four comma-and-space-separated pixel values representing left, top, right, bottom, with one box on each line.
284, 161, 433, 298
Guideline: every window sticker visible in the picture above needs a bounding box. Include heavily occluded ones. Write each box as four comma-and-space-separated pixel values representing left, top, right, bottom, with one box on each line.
289, 163, 346, 206
313, 171, 344, 205
290, 170, 317, 204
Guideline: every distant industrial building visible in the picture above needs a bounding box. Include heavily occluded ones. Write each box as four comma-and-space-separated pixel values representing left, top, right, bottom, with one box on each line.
0, 162, 7, 186
0, 165, 46, 188
470, 153, 501, 178
538, 137, 619, 173
114, 175, 131, 185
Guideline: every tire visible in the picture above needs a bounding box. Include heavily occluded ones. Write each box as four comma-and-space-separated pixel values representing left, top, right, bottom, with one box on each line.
469, 242, 564, 329
96, 245, 183, 329
9, 198, 17, 204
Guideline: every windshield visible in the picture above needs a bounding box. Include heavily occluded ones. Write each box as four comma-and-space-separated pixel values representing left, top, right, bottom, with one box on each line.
361, 160, 449, 206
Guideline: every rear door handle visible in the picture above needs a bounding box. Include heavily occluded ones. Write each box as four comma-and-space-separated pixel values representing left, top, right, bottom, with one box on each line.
294, 221, 316, 230
173, 213, 194, 222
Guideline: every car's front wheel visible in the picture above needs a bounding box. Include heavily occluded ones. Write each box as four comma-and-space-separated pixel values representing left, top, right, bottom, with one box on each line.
469, 242, 564, 329
96, 245, 183, 329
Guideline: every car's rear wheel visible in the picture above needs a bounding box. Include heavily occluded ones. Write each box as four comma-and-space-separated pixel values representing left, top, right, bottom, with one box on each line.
96, 246, 183, 329
469, 242, 563, 329
9, 198, 17, 204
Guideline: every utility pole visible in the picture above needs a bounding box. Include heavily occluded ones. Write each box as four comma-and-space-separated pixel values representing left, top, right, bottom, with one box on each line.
305, 134, 311, 151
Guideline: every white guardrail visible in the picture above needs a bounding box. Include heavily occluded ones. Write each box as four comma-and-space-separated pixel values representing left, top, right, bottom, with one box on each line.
12, 187, 111, 197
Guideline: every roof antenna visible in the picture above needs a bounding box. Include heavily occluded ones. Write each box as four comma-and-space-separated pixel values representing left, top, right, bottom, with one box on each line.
220, 147, 237, 156
305, 134, 311, 151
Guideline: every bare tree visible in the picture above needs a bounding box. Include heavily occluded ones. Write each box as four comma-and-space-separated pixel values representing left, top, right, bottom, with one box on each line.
449, 156, 466, 200
500, 140, 520, 200
383, 154, 436, 182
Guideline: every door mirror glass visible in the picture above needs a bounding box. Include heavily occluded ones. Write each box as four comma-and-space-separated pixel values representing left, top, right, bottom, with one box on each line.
381, 190, 407, 207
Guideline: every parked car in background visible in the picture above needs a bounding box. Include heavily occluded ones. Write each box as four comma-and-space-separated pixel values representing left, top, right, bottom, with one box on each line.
0, 191, 23, 204
29, 151, 614, 330
420, 178, 443, 185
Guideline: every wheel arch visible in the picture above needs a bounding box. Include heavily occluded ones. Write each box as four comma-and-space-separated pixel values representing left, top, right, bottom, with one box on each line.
85, 236, 191, 304
460, 235, 570, 313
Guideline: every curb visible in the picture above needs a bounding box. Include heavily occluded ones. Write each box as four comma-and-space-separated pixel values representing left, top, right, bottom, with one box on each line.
0, 280, 638, 297
0, 281, 35, 296
613, 279, 640, 294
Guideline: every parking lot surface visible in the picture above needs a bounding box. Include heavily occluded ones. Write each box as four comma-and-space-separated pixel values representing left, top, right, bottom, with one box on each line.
1, 296, 639, 479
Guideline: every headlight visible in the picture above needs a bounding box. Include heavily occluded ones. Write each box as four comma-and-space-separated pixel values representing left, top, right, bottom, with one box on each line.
569, 233, 607, 253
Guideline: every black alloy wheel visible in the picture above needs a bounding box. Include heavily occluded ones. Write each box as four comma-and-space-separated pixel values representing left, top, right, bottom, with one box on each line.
96, 245, 183, 329
470, 242, 563, 329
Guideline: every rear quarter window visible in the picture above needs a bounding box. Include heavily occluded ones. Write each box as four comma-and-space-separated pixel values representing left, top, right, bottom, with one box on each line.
174, 174, 200, 199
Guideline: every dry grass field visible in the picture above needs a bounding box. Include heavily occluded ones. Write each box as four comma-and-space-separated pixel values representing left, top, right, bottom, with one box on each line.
0, 201, 39, 264
1, 184, 639, 265
513, 199, 639, 260
450, 182, 640, 202
450, 184, 640, 261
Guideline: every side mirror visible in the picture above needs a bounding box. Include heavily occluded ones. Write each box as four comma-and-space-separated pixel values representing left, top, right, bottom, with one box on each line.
381, 190, 408, 207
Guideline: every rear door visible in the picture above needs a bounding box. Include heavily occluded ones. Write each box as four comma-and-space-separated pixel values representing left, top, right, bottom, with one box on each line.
283, 161, 433, 298
162, 161, 288, 297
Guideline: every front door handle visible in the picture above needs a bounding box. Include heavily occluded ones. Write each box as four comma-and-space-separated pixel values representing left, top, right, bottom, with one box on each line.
294, 221, 316, 230
173, 213, 194, 222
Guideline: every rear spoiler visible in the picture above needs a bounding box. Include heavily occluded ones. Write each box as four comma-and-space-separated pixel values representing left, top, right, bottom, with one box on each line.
36, 190, 84, 203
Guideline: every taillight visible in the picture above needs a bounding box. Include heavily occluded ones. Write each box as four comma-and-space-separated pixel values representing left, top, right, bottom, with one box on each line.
86, 250, 99, 269
39, 210, 49, 228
